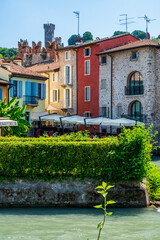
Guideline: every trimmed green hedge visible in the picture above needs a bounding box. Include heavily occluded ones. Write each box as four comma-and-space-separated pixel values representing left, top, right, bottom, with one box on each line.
0, 125, 154, 182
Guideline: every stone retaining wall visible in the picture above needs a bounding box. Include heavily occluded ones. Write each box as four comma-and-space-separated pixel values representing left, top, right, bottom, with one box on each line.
0, 179, 149, 207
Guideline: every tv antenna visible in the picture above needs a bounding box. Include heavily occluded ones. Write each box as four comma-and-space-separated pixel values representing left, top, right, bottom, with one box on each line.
73, 11, 80, 36
138, 15, 156, 34
119, 14, 134, 32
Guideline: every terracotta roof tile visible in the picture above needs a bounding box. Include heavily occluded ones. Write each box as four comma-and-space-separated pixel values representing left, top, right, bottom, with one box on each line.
27, 62, 60, 73
0, 78, 13, 85
0, 59, 47, 80
98, 39, 159, 55
74, 33, 134, 49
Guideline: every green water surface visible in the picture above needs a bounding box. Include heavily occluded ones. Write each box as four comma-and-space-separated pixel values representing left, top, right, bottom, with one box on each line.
0, 207, 160, 240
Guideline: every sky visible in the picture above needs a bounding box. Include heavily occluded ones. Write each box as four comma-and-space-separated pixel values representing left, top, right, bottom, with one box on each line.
0, 0, 160, 48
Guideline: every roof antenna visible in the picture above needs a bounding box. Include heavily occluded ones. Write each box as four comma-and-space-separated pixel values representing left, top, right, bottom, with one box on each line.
119, 14, 134, 32
73, 11, 80, 36
138, 15, 156, 34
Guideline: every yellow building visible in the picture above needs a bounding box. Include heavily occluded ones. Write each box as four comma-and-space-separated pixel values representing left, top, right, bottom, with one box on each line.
27, 61, 62, 114
0, 58, 47, 124
28, 45, 77, 116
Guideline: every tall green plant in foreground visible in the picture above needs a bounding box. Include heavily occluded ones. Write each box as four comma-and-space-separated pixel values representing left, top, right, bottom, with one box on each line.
0, 97, 30, 136
94, 182, 115, 240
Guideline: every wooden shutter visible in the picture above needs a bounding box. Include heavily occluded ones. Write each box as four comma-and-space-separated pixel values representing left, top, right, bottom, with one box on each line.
0, 88, 2, 101
18, 81, 22, 98
31, 82, 36, 96
10, 80, 14, 98
43, 84, 46, 99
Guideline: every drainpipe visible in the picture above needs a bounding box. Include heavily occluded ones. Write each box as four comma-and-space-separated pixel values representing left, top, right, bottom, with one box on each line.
108, 55, 113, 119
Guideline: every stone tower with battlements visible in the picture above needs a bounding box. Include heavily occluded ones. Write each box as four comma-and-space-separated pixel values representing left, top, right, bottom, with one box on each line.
43, 23, 55, 47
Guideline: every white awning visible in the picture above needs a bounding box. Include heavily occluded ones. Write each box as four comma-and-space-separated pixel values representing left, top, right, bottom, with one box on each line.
85, 117, 112, 125
61, 115, 86, 125
0, 119, 18, 126
102, 118, 143, 126
47, 105, 58, 111
32, 112, 48, 121
40, 114, 63, 122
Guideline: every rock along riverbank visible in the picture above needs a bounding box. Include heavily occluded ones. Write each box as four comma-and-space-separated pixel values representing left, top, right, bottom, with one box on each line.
0, 179, 149, 207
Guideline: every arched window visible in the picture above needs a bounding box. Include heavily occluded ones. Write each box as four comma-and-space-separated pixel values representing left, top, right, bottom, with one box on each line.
126, 72, 143, 95
130, 101, 143, 121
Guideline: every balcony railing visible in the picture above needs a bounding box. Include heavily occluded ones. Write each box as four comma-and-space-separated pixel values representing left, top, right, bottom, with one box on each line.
125, 85, 144, 95
23, 96, 38, 106
122, 114, 147, 123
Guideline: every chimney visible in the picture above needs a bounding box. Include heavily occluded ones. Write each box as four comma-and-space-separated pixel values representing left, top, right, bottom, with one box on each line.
75, 37, 84, 45
2, 58, 11, 70
147, 32, 150, 39
13, 56, 22, 66
158, 35, 160, 45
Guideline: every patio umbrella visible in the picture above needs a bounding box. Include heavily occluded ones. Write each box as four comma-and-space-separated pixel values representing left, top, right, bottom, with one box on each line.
61, 115, 86, 125
40, 114, 63, 123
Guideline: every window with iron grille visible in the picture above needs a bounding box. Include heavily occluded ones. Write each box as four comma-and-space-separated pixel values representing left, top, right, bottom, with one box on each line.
127, 71, 143, 95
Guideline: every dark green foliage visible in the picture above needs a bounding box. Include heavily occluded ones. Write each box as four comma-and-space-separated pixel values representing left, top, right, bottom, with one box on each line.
68, 34, 78, 45
0, 47, 18, 60
113, 31, 127, 36
0, 125, 154, 182
146, 163, 160, 200
83, 32, 93, 42
131, 30, 147, 39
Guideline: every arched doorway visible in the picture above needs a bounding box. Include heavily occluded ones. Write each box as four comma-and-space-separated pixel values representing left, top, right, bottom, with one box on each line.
130, 101, 143, 121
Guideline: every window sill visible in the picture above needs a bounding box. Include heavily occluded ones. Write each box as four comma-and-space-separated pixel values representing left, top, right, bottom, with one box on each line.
100, 63, 107, 66
125, 94, 143, 97
130, 58, 138, 61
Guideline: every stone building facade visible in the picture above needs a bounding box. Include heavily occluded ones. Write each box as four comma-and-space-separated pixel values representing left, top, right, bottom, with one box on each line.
43, 23, 62, 48
56, 46, 77, 115
98, 39, 160, 135
18, 41, 59, 66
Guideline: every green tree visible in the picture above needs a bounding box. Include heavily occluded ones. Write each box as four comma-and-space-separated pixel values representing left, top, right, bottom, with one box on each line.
83, 31, 93, 42
113, 31, 127, 36
68, 34, 78, 45
0, 97, 30, 136
0, 47, 18, 60
131, 30, 147, 39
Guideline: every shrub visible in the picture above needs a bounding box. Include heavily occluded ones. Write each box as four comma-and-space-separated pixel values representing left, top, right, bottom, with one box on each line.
0, 125, 155, 182
146, 163, 160, 201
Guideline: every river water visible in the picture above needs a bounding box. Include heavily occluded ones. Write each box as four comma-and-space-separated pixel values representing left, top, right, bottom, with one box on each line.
0, 157, 159, 240
0, 207, 160, 240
